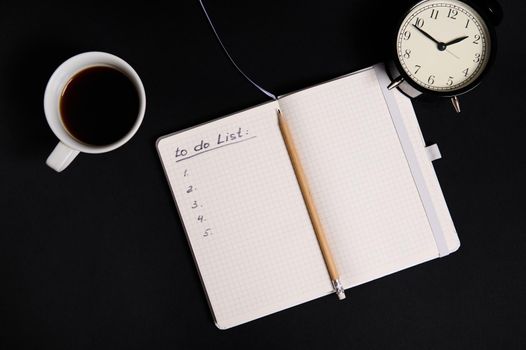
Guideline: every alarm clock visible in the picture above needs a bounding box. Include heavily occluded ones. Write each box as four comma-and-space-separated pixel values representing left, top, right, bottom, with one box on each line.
387, 0, 502, 112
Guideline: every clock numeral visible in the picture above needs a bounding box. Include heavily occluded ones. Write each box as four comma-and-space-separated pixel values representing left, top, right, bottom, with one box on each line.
403, 31, 411, 40
428, 75, 435, 85
414, 65, 422, 74
462, 68, 469, 77
473, 53, 481, 63
403, 49, 411, 59
465, 19, 470, 28
430, 9, 439, 19
447, 76, 454, 86
447, 9, 458, 19
473, 34, 481, 44
415, 17, 425, 28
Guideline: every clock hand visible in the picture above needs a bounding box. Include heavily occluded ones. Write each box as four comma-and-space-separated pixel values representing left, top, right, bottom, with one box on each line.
444, 36, 469, 47
412, 24, 440, 44
446, 49, 460, 59
412, 24, 447, 51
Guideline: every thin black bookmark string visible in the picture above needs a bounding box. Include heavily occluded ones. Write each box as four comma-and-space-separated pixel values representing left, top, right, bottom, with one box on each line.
198, 0, 277, 100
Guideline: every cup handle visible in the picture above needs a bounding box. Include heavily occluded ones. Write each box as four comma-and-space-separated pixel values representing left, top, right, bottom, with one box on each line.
46, 142, 80, 172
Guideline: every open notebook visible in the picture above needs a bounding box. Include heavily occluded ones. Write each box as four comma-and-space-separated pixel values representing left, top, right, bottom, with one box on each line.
157, 65, 460, 329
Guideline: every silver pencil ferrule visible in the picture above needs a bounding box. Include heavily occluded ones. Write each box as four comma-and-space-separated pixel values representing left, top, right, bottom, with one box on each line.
332, 279, 346, 300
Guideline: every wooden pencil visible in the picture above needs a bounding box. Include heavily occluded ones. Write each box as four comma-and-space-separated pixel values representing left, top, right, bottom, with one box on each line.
277, 109, 346, 300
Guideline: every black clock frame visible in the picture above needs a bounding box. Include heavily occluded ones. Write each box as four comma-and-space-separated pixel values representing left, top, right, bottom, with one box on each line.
389, 0, 499, 98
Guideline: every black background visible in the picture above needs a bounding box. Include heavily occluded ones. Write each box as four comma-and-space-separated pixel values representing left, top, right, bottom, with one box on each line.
1, 1, 525, 349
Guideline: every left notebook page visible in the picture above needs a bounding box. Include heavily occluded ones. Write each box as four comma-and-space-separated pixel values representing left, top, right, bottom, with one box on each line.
157, 101, 332, 329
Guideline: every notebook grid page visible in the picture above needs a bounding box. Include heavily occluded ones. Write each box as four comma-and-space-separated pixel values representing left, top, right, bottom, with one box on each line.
157, 101, 332, 329
279, 68, 439, 288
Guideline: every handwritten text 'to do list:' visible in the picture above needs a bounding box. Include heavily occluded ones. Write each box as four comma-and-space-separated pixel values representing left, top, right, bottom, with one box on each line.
174, 126, 256, 162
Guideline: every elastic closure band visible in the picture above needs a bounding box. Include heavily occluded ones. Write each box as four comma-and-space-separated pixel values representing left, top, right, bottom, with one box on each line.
374, 65, 450, 257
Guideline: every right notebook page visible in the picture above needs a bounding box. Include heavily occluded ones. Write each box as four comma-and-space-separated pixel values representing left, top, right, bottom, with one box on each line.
278, 66, 459, 288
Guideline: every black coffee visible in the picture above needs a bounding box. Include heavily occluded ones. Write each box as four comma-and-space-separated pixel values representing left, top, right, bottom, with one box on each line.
60, 66, 140, 146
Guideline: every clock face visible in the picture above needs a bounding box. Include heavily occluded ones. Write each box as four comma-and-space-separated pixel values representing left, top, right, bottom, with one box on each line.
396, 0, 491, 93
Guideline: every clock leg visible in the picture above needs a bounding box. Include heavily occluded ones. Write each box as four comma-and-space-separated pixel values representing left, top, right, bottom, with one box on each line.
451, 96, 461, 113
388, 76, 404, 90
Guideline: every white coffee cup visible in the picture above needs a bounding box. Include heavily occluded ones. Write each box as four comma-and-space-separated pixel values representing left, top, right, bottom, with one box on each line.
44, 51, 146, 172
